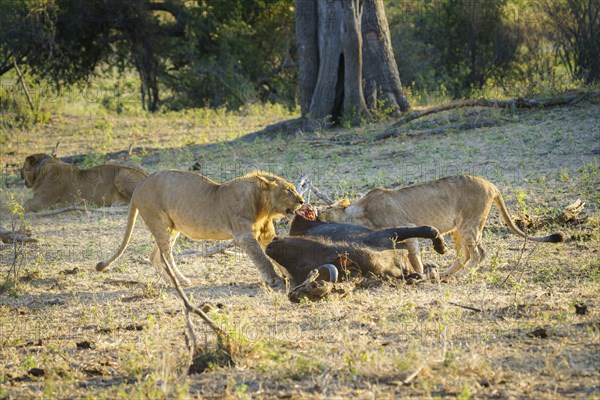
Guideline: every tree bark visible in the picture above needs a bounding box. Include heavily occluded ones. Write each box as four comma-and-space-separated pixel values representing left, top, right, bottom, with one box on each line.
126, 1, 160, 112
342, 0, 370, 122
296, 0, 409, 123
295, 0, 319, 116
309, 0, 345, 120
361, 0, 409, 114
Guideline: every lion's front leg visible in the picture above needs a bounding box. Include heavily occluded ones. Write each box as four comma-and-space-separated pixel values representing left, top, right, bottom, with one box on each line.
235, 233, 284, 288
257, 219, 276, 248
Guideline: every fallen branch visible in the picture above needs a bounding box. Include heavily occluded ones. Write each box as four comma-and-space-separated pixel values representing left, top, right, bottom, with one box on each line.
389, 93, 588, 130
311, 184, 335, 206
103, 278, 143, 287
295, 175, 335, 206
26, 206, 129, 217
177, 242, 234, 258
0, 226, 37, 244
377, 119, 501, 141
296, 175, 312, 204
449, 302, 483, 313
160, 253, 231, 361
13, 60, 34, 111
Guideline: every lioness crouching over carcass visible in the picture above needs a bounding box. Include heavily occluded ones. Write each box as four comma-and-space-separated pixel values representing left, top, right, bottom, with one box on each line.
21, 154, 148, 212
318, 175, 564, 276
96, 170, 304, 288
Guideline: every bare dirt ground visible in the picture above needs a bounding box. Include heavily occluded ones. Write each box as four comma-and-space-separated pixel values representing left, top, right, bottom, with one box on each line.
1, 100, 599, 399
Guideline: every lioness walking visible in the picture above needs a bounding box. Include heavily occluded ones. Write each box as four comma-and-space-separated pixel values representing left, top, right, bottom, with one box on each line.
96, 170, 304, 288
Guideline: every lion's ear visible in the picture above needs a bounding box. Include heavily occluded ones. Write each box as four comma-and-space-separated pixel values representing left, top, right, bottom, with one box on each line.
25, 155, 39, 165
256, 175, 276, 189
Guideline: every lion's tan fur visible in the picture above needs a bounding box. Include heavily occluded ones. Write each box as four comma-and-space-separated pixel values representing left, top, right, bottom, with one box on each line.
21, 154, 148, 212
318, 175, 563, 276
96, 170, 304, 287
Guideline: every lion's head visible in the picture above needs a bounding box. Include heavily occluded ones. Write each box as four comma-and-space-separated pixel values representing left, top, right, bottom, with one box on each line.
255, 173, 304, 217
21, 153, 54, 188
316, 198, 351, 222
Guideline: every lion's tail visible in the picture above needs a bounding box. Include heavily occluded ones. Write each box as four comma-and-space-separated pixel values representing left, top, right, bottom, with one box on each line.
493, 193, 564, 243
96, 205, 139, 271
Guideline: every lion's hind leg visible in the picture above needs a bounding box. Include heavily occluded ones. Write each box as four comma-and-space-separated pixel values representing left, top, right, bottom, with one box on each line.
146, 219, 191, 287
455, 227, 485, 276
440, 230, 466, 277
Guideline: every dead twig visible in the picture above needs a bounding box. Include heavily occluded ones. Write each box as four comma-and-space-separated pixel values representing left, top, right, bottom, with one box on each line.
403, 325, 447, 385
51, 142, 60, 157
449, 302, 483, 313
296, 175, 312, 204
26, 206, 129, 217
295, 176, 334, 205
310, 184, 335, 206
103, 278, 143, 287
160, 254, 230, 355
12, 60, 34, 111
502, 239, 540, 285
402, 365, 424, 385
58, 147, 157, 164
177, 242, 234, 258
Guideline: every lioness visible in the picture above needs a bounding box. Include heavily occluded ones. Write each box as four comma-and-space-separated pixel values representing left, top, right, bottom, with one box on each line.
317, 175, 564, 276
96, 170, 304, 288
21, 154, 148, 212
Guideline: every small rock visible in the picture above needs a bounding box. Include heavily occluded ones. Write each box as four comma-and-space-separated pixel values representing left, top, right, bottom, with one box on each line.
124, 324, 144, 331
61, 267, 80, 275
527, 328, 549, 339
574, 302, 588, 315
76, 340, 95, 350
28, 368, 45, 377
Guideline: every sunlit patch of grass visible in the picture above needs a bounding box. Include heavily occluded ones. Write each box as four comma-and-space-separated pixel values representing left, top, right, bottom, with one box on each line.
1, 97, 599, 399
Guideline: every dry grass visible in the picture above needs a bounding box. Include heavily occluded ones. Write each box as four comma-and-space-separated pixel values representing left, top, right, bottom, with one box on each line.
1, 99, 599, 399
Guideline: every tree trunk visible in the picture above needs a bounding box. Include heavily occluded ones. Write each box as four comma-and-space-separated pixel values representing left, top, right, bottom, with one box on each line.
295, 0, 319, 116
126, 0, 160, 112
361, 0, 409, 114
342, 0, 370, 123
296, 0, 409, 123
308, 0, 345, 120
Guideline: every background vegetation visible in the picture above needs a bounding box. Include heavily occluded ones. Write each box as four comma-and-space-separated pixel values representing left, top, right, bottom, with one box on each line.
1, 0, 598, 118
1, 1, 599, 398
